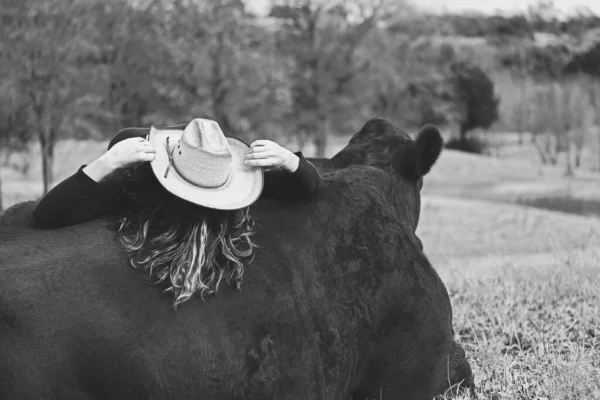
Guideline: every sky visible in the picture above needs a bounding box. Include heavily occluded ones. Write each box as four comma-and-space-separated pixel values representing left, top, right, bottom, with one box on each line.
413, 0, 600, 16
245, 0, 600, 17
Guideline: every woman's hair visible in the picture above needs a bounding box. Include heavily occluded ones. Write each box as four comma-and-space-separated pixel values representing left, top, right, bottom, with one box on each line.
110, 164, 257, 306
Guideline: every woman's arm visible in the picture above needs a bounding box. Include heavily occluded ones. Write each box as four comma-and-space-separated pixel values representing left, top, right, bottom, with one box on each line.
32, 137, 156, 228
244, 140, 322, 200
32, 166, 125, 228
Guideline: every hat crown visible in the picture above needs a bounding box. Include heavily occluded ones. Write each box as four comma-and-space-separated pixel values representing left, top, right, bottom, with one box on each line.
172, 119, 232, 188
183, 119, 230, 157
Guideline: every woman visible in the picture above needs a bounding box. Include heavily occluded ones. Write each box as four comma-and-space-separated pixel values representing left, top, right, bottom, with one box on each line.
33, 119, 322, 305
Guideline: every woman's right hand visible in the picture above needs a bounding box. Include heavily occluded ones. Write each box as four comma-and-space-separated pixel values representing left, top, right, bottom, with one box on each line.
83, 138, 155, 182
102, 137, 156, 169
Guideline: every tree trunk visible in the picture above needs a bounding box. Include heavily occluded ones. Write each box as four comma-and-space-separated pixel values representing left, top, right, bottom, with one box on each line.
314, 116, 329, 158
40, 133, 54, 195
313, 132, 327, 158
459, 125, 468, 143
547, 134, 558, 165
598, 129, 600, 171
0, 168, 3, 212
532, 136, 549, 164
564, 142, 573, 177
518, 45, 526, 147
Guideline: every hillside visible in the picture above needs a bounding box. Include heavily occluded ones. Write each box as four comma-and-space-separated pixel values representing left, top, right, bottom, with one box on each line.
418, 195, 600, 267
424, 148, 600, 201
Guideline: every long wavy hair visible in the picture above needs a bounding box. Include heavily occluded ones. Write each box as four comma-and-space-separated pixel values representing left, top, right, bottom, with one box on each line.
110, 164, 258, 306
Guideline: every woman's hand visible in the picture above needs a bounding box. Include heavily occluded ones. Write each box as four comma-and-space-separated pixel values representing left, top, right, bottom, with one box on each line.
83, 138, 155, 182
244, 140, 299, 172
103, 137, 156, 169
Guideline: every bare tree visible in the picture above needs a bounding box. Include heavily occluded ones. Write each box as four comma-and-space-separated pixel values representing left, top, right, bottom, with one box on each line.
582, 77, 600, 171
529, 85, 561, 165
563, 76, 595, 170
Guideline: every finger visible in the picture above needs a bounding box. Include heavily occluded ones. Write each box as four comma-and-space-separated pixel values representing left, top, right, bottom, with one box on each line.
249, 144, 269, 151
246, 150, 271, 159
244, 158, 273, 167
137, 145, 155, 154
250, 140, 273, 148
139, 153, 156, 162
142, 143, 155, 152
245, 153, 267, 162
124, 137, 145, 145
247, 148, 273, 156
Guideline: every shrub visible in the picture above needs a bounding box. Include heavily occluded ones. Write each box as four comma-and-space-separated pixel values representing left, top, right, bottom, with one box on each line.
445, 136, 489, 155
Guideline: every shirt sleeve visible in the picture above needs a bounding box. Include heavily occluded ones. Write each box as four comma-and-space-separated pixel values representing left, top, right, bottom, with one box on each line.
32, 166, 127, 228
260, 152, 323, 200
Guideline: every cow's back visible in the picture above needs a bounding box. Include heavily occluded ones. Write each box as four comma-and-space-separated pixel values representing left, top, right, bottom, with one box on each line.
0, 203, 289, 399
0, 168, 455, 400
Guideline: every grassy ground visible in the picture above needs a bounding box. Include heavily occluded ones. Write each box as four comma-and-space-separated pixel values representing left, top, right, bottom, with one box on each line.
437, 249, 600, 400
417, 197, 600, 399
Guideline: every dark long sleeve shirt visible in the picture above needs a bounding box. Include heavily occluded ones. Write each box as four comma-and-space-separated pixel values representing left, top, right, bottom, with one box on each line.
33, 128, 322, 228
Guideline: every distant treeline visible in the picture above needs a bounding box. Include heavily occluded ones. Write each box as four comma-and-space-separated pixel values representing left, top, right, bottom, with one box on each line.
1, 0, 600, 198
390, 12, 600, 39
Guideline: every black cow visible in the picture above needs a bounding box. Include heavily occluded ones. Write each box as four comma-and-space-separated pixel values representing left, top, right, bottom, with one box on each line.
0, 118, 472, 400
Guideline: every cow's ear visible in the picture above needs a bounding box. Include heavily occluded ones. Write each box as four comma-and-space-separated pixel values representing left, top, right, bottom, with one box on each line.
413, 125, 443, 176
392, 125, 443, 180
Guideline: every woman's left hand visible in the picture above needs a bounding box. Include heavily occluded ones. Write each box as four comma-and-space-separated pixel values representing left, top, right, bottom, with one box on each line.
244, 140, 299, 172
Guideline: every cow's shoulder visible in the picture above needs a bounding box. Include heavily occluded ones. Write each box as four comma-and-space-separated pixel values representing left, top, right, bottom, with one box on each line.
252, 165, 396, 227
0, 201, 119, 266
0, 201, 36, 236
322, 165, 396, 206
251, 164, 407, 271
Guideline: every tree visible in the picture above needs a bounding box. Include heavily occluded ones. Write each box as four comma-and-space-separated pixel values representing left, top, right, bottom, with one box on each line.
0, 0, 105, 194
270, 0, 397, 156
160, 0, 287, 140
448, 61, 499, 140
0, 85, 32, 211
495, 38, 533, 145
526, 82, 580, 172
367, 27, 450, 129
71, 0, 184, 131
563, 29, 600, 170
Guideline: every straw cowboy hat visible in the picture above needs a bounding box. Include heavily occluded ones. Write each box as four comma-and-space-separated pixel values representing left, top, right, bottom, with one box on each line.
148, 118, 264, 210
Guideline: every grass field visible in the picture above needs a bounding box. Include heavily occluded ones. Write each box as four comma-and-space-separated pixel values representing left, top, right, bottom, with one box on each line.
417, 197, 600, 399
436, 249, 600, 399
2, 135, 600, 399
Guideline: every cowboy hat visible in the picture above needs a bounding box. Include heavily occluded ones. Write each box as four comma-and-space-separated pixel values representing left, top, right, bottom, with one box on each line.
148, 118, 264, 210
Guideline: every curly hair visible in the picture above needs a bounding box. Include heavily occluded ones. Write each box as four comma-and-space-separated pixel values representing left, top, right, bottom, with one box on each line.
111, 164, 258, 306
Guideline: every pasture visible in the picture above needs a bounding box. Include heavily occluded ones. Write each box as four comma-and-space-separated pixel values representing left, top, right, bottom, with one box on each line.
1, 135, 600, 399
419, 197, 600, 399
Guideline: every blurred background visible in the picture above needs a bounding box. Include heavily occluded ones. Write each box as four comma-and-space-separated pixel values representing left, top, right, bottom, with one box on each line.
1, 0, 600, 213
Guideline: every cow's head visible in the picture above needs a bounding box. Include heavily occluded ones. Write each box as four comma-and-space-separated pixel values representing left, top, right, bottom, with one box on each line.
326, 117, 443, 232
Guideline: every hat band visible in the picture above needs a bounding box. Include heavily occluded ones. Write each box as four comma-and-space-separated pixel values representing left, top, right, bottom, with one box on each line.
164, 136, 231, 189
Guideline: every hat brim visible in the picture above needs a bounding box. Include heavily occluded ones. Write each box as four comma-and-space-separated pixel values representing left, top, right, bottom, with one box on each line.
148, 127, 264, 210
